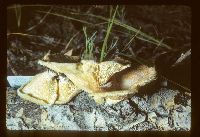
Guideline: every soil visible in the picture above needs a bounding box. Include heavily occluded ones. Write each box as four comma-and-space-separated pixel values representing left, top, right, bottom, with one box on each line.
7, 5, 191, 76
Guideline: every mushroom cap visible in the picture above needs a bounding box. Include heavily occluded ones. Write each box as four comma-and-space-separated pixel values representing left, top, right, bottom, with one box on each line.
38, 60, 156, 104
17, 71, 80, 105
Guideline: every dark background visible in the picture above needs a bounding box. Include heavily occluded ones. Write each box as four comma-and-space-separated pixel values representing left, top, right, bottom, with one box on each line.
7, 5, 191, 75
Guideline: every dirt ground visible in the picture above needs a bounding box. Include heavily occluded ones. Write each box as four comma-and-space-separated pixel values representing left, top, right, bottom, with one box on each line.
7, 5, 191, 86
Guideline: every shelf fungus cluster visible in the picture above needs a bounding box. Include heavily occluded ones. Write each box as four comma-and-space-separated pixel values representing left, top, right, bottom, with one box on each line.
17, 54, 157, 105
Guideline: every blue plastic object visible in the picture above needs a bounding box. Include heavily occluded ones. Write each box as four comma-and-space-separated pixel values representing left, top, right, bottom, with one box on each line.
7, 76, 33, 88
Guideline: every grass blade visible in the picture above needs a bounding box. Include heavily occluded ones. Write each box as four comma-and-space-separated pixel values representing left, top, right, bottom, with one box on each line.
82, 27, 97, 60
100, 5, 118, 62
37, 10, 94, 25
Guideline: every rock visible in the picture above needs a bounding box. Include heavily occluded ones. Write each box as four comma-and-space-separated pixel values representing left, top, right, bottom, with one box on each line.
6, 87, 191, 131
94, 112, 108, 131
156, 117, 171, 130
148, 89, 179, 111
171, 105, 191, 130
147, 112, 157, 123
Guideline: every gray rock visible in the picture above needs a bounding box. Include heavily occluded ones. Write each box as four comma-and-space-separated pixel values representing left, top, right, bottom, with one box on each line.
171, 105, 191, 130
6, 87, 191, 131
147, 112, 157, 124
156, 117, 172, 130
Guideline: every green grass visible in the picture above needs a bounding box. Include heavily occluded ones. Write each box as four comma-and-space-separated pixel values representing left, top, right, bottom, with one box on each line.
12, 5, 172, 50
82, 27, 97, 60
99, 37, 119, 60
37, 7, 172, 50
77, 13, 172, 50
100, 5, 118, 62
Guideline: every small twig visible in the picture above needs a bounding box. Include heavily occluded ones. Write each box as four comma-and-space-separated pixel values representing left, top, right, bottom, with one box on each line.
172, 49, 191, 67
121, 27, 141, 52
94, 22, 108, 26
7, 5, 51, 10
153, 25, 159, 36
104, 38, 118, 59
117, 53, 151, 66
15, 5, 21, 28
160, 75, 191, 95
37, 10, 94, 26
7, 57, 18, 76
62, 31, 80, 54
26, 6, 53, 32
7, 32, 68, 47
152, 38, 164, 54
